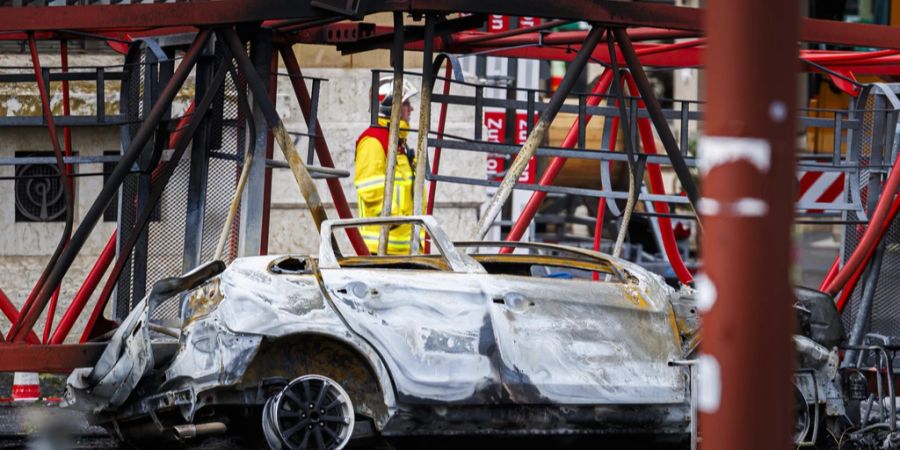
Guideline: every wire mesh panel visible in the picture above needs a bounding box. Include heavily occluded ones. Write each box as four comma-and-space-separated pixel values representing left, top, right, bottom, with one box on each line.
116, 43, 246, 320
840, 85, 900, 336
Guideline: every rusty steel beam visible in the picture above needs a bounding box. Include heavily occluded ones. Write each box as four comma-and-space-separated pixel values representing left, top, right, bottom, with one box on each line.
0, 0, 895, 52
0, 1, 321, 32
699, 1, 798, 449
219, 27, 330, 232
279, 45, 370, 256
0, 343, 105, 373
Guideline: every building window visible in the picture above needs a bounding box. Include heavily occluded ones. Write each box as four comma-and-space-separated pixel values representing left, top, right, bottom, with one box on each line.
14, 151, 71, 223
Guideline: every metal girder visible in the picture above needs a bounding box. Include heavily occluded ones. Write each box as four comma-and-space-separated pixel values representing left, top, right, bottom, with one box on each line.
0, 0, 893, 52
335, 13, 485, 54
0, 344, 105, 373
0, 1, 322, 32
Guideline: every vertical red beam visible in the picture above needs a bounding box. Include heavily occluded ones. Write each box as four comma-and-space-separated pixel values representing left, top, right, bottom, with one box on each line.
701, 1, 799, 449
43, 39, 75, 343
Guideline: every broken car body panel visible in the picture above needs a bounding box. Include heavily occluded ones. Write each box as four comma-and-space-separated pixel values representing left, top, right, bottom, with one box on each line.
65, 216, 693, 439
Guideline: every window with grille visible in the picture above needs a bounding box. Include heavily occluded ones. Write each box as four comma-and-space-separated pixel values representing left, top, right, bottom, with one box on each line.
14, 151, 71, 223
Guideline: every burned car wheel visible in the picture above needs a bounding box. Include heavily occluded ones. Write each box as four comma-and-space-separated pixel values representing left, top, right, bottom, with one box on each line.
262, 374, 355, 450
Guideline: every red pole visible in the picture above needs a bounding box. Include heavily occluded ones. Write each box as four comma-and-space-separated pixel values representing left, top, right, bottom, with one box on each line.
11, 32, 74, 342
624, 74, 693, 284
42, 38, 75, 343
701, 0, 799, 448
424, 61, 454, 255
425, 61, 454, 217
50, 232, 116, 344
278, 45, 369, 256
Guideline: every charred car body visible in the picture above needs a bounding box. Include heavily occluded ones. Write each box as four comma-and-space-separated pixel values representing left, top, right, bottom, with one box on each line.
64, 216, 700, 448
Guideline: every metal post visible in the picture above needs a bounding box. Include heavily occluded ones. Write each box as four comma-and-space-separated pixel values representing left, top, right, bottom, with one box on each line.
411, 15, 435, 253
700, 1, 799, 449
219, 28, 329, 231
238, 28, 273, 257
844, 242, 887, 367
182, 49, 214, 272
379, 12, 405, 255
278, 46, 369, 256
473, 25, 604, 241
260, 48, 278, 256
8, 30, 211, 343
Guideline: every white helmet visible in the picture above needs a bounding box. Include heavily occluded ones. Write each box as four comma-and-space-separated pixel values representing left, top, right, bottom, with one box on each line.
377, 75, 418, 116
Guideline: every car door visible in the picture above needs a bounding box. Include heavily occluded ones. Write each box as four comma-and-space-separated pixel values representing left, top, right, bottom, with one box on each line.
478, 267, 686, 405
318, 217, 497, 405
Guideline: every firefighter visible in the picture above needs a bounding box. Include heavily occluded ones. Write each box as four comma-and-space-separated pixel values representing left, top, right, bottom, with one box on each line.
354, 76, 419, 254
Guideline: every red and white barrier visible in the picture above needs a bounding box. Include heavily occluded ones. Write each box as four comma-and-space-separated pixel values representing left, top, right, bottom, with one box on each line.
11, 372, 40, 402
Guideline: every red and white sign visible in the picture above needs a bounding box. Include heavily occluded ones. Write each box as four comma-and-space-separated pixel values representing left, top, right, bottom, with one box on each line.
518, 17, 541, 28
796, 170, 845, 213
484, 111, 538, 184
488, 14, 509, 32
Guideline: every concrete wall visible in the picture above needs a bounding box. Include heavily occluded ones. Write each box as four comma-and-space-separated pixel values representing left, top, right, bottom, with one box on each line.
0, 43, 485, 342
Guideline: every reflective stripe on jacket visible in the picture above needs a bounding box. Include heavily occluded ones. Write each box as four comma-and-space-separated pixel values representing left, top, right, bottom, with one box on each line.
354, 117, 416, 254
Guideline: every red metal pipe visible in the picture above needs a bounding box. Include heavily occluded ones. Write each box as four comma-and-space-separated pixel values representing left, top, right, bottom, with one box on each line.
0, 290, 39, 344
11, 32, 74, 342
50, 232, 116, 345
424, 60, 454, 255
624, 74, 693, 284
278, 45, 369, 256
500, 69, 615, 253
835, 192, 900, 311
824, 153, 900, 296
43, 39, 75, 343
43, 288, 60, 344
819, 255, 840, 291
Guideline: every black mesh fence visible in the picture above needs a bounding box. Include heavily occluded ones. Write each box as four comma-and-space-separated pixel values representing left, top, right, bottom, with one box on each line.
840, 90, 900, 337
116, 46, 246, 320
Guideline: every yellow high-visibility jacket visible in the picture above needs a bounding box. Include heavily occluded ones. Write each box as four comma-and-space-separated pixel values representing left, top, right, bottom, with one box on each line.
354, 117, 416, 254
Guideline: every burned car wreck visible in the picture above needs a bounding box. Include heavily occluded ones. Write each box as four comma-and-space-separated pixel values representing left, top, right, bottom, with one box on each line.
64, 216, 701, 448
